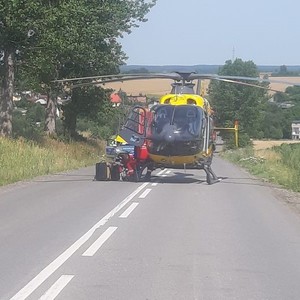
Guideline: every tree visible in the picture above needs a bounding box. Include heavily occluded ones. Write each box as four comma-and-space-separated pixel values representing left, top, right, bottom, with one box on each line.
0, 1, 45, 137
58, 0, 156, 137
209, 59, 269, 139
1, 0, 156, 137
279, 65, 288, 74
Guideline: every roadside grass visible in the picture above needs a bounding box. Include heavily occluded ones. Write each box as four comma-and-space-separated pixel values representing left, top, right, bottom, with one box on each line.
0, 137, 104, 186
221, 144, 300, 192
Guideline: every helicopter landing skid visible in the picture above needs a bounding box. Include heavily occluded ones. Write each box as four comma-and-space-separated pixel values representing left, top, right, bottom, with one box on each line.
203, 164, 219, 185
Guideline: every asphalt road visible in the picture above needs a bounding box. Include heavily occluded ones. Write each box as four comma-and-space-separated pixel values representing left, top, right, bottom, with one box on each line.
1, 156, 300, 300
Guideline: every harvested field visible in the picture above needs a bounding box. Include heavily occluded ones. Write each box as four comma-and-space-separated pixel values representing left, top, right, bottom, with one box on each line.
268, 76, 300, 93
101, 79, 211, 96
253, 139, 300, 150
101, 75, 300, 96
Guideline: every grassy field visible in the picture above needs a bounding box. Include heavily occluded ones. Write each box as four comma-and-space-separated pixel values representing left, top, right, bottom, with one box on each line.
222, 140, 300, 192
0, 137, 104, 186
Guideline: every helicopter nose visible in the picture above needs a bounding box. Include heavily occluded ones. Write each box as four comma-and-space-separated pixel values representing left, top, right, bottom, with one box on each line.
163, 124, 176, 142
165, 132, 175, 142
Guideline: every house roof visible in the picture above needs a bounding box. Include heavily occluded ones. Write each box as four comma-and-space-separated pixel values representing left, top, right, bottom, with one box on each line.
110, 93, 122, 103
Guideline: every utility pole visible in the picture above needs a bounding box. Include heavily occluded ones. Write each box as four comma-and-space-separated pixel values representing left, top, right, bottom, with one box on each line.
232, 46, 235, 62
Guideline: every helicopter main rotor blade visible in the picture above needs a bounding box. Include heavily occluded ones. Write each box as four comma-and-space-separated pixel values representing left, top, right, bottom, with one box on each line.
214, 78, 283, 93
53, 71, 300, 91
188, 74, 300, 87
218, 75, 300, 86
53, 73, 184, 84
70, 74, 183, 89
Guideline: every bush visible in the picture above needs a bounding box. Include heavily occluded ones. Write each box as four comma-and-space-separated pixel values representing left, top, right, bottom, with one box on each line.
77, 118, 114, 140
220, 130, 252, 149
12, 110, 44, 141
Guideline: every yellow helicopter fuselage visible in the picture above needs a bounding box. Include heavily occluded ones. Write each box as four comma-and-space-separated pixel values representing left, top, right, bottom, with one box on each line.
146, 93, 214, 168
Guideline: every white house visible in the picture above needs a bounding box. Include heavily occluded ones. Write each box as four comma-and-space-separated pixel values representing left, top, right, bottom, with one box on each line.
292, 121, 300, 140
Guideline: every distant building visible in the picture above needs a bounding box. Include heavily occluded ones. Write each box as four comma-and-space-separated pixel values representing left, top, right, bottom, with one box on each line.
127, 95, 147, 104
292, 121, 300, 140
110, 93, 122, 107
279, 102, 295, 109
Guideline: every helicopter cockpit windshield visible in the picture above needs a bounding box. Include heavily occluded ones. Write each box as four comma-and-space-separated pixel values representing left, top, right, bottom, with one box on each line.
150, 105, 203, 141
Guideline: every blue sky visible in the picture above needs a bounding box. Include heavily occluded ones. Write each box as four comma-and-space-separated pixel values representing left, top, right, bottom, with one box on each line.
121, 0, 299, 66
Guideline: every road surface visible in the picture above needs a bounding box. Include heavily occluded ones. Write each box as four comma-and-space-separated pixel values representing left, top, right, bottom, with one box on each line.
1, 156, 300, 300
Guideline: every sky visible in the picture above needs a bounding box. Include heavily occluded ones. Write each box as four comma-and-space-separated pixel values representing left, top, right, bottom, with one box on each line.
120, 0, 299, 66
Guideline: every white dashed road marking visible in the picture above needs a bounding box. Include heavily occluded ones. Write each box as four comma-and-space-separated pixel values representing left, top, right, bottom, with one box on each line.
39, 275, 74, 300
82, 227, 118, 257
139, 188, 152, 199
10, 182, 148, 300
119, 202, 139, 218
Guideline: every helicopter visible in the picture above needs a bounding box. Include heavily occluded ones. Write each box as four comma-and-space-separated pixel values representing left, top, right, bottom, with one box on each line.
55, 72, 299, 184
114, 73, 218, 184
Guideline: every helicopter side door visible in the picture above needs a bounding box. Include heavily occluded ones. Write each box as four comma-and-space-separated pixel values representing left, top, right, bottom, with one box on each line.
118, 106, 148, 147
202, 113, 215, 153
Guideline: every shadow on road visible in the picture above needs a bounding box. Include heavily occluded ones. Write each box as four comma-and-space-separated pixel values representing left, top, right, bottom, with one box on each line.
151, 172, 206, 184
33, 173, 94, 183
218, 176, 272, 187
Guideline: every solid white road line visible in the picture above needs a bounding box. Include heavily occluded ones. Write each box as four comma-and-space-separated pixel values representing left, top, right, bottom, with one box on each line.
151, 182, 158, 186
82, 227, 117, 257
139, 188, 152, 199
10, 182, 148, 300
119, 203, 139, 218
39, 275, 74, 300
166, 170, 171, 174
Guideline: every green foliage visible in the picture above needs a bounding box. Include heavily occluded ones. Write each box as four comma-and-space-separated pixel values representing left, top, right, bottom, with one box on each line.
209, 58, 300, 142
0, 136, 103, 186
209, 59, 268, 139
274, 144, 300, 178
260, 85, 300, 139
76, 118, 114, 140
12, 111, 42, 141
220, 130, 252, 149
125, 67, 150, 74
1, 0, 156, 136
271, 65, 300, 76
62, 86, 115, 136
12, 103, 45, 141
222, 144, 300, 192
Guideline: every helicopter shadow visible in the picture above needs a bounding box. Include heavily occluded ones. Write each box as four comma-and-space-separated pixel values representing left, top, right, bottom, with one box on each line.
152, 172, 206, 184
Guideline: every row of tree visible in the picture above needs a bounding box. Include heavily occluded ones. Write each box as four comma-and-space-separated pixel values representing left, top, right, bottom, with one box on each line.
0, 0, 156, 138
209, 59, 300, 145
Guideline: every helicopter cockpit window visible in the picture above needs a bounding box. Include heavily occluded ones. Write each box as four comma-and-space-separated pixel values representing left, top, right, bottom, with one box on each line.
150, 105, 203, 140
151, 105, 173, 134
187, 99, 196, 105
124, 107, 145, 135
173, 106, 203, 138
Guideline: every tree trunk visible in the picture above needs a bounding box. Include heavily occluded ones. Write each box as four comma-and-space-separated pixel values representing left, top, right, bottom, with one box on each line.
44, 91, 57, 136
62, 105, 77, 138
0, 50, 14, 137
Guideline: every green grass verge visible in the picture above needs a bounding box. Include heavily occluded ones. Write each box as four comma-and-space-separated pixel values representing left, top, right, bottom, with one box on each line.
221, 144, 300, 192
0, 137, 104, 186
